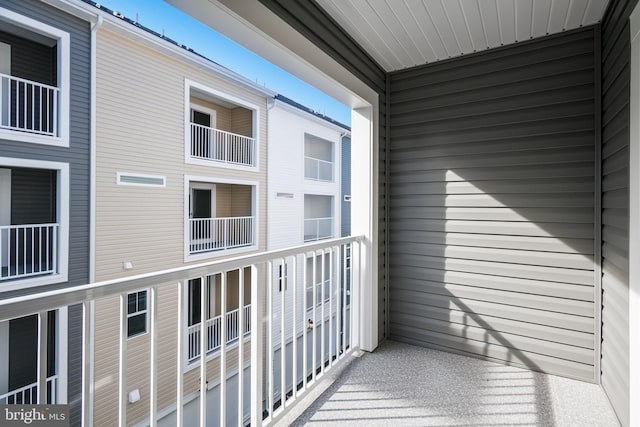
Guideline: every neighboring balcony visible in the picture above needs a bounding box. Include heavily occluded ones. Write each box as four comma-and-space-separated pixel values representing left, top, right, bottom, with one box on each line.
187, 82, 258, 169
187, 304, 251, 362
0, 73, 60, 138
189, 216, 255, 254
304, 155, 333, 181
190, 123, 256, 167
0, 375, 58, 405
303, 217, 333, 242
304, 133, 334, 181
0, 223, 59, 281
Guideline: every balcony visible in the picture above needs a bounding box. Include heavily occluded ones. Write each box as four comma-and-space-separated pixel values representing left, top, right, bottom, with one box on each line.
189, 216, 255, 254
0, 375, 58, 405
304, 156, 333, 182
304, 217, 333, 242
187, 304, 251, 362
0, 73, 59, 137
0, 223, 59, 281
190, 124, 256, 167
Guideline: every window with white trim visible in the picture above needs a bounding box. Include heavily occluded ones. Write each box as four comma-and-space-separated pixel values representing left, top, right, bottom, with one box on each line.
127, 290, 148, 338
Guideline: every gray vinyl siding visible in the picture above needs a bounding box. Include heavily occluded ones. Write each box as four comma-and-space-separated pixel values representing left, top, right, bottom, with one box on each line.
341, 136, 350, 237
258, 0, 389, 341
0, 0, 90, 424
389, 28, 599, 382
600, 0, 635, 425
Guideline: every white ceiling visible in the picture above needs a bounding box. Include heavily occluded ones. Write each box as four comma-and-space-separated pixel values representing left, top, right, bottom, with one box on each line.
317, 0, 611, 72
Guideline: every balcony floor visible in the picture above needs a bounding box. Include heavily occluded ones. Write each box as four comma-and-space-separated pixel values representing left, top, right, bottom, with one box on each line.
286, 340, 619, 426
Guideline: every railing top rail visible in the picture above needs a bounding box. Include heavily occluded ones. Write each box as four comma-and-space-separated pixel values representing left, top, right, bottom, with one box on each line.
0, 72, 60, 91
304, 217, 333, 221
304, 155, 333, 165
0, 235, 363, 321
189, 216, 254, 221
0, 223, 59, 229
190, 122, 255, 140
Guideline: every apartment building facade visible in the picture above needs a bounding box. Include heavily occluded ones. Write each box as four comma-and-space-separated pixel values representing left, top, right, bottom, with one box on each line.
266, 95, 350, 402
87, 4, 273, 425
0, 0, 91, 425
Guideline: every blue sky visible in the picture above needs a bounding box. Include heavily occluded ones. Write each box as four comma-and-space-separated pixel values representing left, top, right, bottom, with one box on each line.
93, 0, 351, 126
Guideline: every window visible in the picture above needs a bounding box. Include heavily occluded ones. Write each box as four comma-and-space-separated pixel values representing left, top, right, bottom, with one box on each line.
278, 263, 288, 292
304, 134, 334, 181
127, 290, 147, 338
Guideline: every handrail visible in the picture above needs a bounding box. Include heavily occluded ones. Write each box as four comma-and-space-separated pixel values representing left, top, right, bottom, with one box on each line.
0, 235, 364, 321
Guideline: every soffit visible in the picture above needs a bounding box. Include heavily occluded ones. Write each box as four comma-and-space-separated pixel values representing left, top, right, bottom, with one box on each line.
316, 0, 610, 72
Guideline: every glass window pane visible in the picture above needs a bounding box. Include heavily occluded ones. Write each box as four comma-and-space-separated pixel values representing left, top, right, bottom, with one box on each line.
138, 291, 147, 311
127, 294, 136, 314
128, 313, 146, 337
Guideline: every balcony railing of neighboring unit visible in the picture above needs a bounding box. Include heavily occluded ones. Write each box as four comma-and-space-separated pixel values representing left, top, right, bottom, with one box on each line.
0, 235, 363, 426
189, 216, 255, 254
304, 217, 333, 242
0, 223, 59, 281
304, 156, 333, 181
0, 73, 59, 137
187, 304, 251, 362
0, 375, 58, 405
191, 123, 256, 167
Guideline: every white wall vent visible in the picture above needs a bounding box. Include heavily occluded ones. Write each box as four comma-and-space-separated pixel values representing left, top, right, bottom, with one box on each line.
117, 172, 166, 187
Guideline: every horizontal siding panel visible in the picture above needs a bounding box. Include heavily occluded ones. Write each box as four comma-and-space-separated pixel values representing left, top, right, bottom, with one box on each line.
391, 278, 593, 316
391, 243, 593, 270
391, 147, 594, 170
392, 69, 595, 115
390, 230, 594, 254
392, 255, 593, 285
390, 206, 594, 223
390, 288, 593, 333
389, 28, 596, 382
392, 269, 594, 301
391, 131, 594, 157
391, 163, 595, 182
391, 301, 594, 348
392, 219, 594, 239
391, 178, 594, 195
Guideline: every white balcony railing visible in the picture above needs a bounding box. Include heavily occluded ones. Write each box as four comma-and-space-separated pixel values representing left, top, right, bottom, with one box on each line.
0, 375, 58, 405
187, 304, 251, 362
304, 217, 333, 242
304, 156, 333, 181
0, 73, 59, 137
0, 223, 59, 281
191, 123, 256, 167
189, 216, 254, 254
0, 236, 362, 426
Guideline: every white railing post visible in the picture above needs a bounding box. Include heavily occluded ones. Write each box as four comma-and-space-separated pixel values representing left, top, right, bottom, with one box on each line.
37, 311, 48, 404
149, 286, 158, 427
220, 272, 227, 427
199, 276, 207, 426
237, 268, 244, 425
250, 263, 263, 426
118, 294, 127, 427
176, 281, 184, 427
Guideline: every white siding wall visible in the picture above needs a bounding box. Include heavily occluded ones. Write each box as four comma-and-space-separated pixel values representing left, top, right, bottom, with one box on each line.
267, 103, 343, 345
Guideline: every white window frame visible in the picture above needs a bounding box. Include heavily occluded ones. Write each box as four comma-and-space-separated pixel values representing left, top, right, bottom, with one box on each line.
126, 289, 148, 339
0, 156, 69, 292
184, 79, 260, 171
0, 7, 70, 147
190, 103, 217, 129
184, 175, 259, 262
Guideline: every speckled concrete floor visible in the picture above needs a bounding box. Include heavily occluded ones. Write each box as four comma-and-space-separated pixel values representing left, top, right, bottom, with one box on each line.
285, 340, 620, 427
